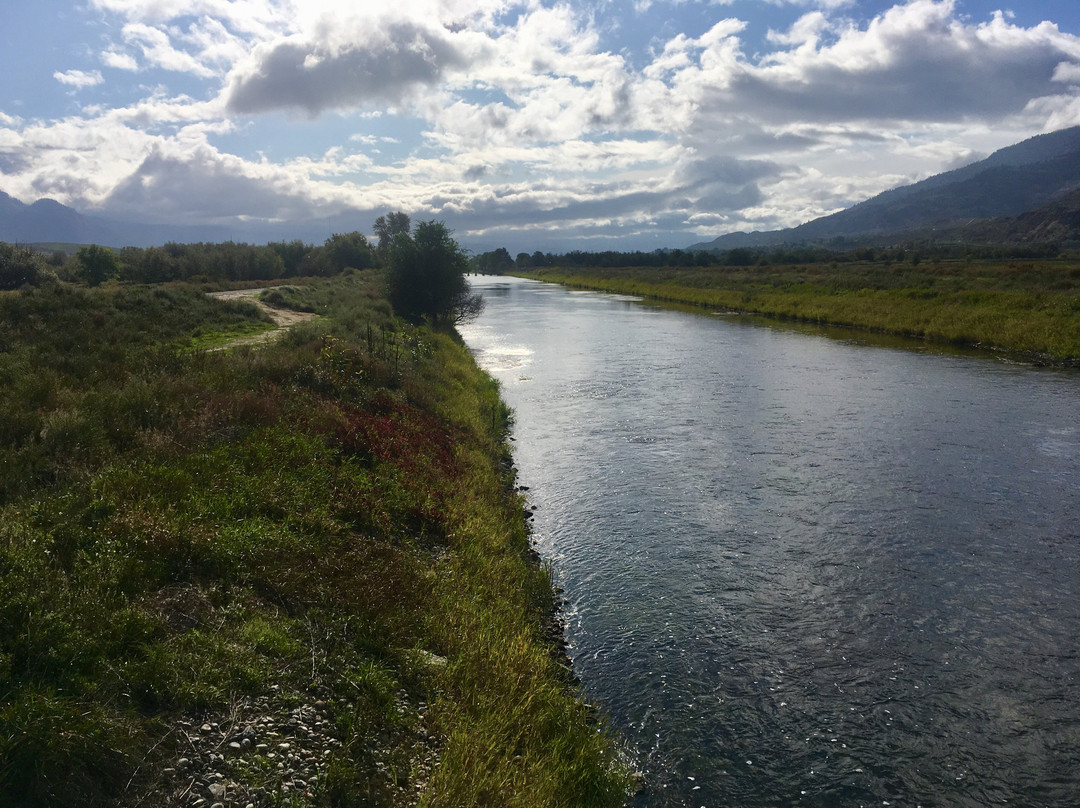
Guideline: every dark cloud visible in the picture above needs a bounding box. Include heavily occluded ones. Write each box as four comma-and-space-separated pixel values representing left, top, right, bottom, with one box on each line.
0, 151, 32, 175
226, 22, 470, 117
430, 158, 776, 235
732, 48, 1071, 124
676, 155, 782, 188
100, 146, 317, 223
463, 163, 490, 180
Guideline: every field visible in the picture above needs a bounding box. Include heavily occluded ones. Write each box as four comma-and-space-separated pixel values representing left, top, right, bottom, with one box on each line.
0, 273, 630, 807
520, 259, 1080, 363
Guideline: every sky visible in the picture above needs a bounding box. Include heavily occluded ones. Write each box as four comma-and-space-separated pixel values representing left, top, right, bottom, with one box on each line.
1, 0, 1080, 252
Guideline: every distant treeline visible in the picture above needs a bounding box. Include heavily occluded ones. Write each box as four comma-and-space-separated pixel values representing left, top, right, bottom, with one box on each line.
0, 233, 377, 290
2, 233, 1069, 292
475, 240, 1067, 273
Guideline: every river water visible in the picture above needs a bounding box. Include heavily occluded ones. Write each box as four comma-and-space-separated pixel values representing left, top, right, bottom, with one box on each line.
458, 275, 1080, 808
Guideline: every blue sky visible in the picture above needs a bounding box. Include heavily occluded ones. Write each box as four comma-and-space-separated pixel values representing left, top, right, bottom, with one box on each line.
2, 1, 1080, 251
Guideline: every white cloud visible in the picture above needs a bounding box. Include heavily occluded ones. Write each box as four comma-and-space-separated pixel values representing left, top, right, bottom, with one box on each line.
1054, 62, 1080, 84
654, 0, 1080, 132
103, 51, 140, 70
122, 23, 219, 77
54, 69, 105, 89
90, 0, 286, 38
767, 12, 830, 46
2, 0, 1079, 248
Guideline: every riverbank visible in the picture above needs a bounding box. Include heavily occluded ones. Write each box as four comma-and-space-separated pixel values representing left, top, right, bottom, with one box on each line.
518, 261, 1080, 364
0, 273, 630, 807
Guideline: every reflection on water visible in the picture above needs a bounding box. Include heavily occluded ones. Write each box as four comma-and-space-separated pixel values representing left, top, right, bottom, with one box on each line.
460, 276, 1080, 808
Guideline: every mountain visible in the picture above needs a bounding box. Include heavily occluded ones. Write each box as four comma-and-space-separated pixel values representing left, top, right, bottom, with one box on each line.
0, 190, 119, 245
691, 126, 1080, 250
0, 190, 237, 247
959, 186, 1080, 244
0, 189, 363, 248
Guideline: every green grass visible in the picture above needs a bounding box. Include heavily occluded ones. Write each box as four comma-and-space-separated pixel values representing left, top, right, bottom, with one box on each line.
0, 271, 630, 807
520, 260, 1080, 363
187, 319, 277, 350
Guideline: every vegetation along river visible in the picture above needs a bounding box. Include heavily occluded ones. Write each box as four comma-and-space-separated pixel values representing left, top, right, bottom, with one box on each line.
459, 275, 1080, 808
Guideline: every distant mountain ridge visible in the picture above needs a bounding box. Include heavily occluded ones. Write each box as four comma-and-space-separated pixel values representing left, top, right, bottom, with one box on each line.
691, 126, 1080, 250
0, 189, 293, 247
0, 189, 228, 247
0, 189, 384, 249
0, 190, 116, 245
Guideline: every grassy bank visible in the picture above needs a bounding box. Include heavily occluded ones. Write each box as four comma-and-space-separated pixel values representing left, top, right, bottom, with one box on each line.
0, 273, 630, 806
519, 261, 1080, 363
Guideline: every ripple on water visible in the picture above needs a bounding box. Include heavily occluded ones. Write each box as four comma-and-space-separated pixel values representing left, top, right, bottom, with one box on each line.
463, 275, 1080, 808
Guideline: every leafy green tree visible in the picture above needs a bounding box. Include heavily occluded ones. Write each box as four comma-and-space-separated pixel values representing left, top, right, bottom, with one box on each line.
373, 211, 412, 251
76, 244, 118, 286
268, 239, 310, 276
385, 219, 482, 324
477, 247, 514, 274
323, 231, 375, 273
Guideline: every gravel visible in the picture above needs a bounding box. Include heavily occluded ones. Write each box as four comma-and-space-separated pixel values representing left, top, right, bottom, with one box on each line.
131, 687, 438, 807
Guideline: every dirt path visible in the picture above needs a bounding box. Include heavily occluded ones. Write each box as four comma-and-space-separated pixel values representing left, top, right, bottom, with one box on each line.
208, 287, 319, 349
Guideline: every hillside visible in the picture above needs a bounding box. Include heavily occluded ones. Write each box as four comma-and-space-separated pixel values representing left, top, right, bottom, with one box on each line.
692, 126, 1080, 250
972, 186, 1080, 244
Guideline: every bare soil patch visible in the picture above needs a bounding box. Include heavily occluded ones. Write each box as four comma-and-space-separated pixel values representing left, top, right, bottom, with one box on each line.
208, 287, 319, 348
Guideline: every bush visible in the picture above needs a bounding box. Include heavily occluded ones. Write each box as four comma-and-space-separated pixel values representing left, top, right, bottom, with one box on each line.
0, 243, 50, 289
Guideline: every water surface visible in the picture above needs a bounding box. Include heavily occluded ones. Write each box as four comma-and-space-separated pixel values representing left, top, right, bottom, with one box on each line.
460, 276, 1080, 808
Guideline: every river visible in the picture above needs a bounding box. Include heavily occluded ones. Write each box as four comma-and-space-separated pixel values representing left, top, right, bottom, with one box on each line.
458, 275, 1080, 808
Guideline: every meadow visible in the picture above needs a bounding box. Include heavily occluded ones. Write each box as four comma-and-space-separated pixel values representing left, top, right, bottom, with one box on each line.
520, 259, 1080, 363
0, 272, 630, 806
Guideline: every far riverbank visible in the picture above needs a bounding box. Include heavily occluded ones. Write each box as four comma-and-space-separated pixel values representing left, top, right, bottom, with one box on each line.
517, 261, 1080, 365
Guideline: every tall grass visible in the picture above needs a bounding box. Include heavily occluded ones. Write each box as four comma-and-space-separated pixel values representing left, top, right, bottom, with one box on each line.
0, 272, 630, 806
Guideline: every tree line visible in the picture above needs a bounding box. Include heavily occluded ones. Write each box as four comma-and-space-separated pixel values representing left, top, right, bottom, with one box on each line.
0, 235, 378, 290
4, 220, 1068, 296
473, 241, 1067, 274
1, 212, 481, 326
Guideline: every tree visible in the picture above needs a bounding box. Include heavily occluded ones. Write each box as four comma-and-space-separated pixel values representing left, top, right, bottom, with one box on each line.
385, 219, 483, 324
76, 244, 118, 286
373, 211, 411, 251
476, 247, 514, 274
323, 231, 375, 273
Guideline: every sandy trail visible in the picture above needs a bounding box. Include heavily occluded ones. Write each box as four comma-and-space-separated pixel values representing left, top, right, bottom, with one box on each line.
208, 287, 319, 349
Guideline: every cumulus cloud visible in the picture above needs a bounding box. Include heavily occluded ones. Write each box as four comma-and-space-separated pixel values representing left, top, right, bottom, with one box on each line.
121, 23, 220, 77
54, 69, 105, 89
103, 51, 140, 70
102, 143, 311, 222
226, 21, 475, 116
651, 1, 1080, 132
3, 0, 1080, 247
